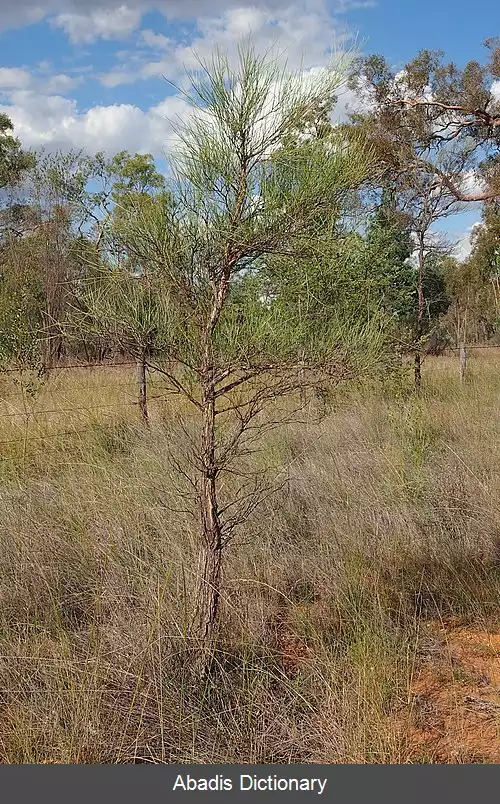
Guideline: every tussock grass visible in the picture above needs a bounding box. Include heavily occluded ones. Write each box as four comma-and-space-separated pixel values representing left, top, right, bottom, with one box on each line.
0, 352, 499, 762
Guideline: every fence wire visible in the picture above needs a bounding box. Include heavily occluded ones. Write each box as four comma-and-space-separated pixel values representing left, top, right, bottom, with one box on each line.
0, 347, 498, 454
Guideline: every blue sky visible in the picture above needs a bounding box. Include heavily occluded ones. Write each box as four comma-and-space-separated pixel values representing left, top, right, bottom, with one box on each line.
0, 0, 497, 254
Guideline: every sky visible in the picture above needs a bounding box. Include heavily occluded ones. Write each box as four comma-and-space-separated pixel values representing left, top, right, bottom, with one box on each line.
0, 0, 498, 255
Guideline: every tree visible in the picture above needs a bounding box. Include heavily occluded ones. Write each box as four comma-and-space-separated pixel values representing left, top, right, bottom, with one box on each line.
362, 189, 415, 326
348, 55, 465, 387
441, 201, 500, 345
468, 201, 500, 313
0, 116, 39, 368
105, 152, 167, 422
0, 114, 34, 192
348, 42, 500, 204
80, 45, 389, 671
0, 234, 45, 367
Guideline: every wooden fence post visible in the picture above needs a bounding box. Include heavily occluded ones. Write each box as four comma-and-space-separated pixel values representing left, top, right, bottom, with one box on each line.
137, 350, 149, 425
459, 344, 467, 384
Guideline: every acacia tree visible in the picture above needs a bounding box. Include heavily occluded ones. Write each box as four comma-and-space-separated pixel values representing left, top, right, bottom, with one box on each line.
80, 46, 389, 669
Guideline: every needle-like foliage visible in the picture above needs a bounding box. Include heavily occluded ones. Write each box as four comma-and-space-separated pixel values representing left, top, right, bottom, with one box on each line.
78, 43, 390, 671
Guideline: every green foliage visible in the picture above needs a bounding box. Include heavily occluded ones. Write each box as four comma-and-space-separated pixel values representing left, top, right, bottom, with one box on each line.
439, 204, 500, 343
348, 41, 500, 201
0, 236, 45, 367
0, 114, 35, 191
362, 191, 415, 325
109, 151, 165, 198
0, 41, 497, 383
79, 46, 387, 382
421, 253, 451, 326
468, 202, 500, 284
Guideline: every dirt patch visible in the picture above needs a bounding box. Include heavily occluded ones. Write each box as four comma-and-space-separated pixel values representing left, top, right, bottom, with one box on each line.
406, 622, 500, 763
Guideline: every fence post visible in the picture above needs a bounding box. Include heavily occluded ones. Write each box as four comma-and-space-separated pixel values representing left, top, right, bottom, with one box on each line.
459, 343, 467, 384
137, 350, 149, 425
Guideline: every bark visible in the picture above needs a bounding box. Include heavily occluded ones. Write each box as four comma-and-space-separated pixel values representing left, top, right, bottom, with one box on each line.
414, 236, 425, 392
191, 346, 224, 675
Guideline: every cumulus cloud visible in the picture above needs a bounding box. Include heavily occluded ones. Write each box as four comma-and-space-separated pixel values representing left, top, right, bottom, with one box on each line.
453, 222, 482, 262
0, 67, 81, 97
54, 5, 143, 43
174, 3, 348, 71
0, 0, 346, 40
0, 92, 191, 155
0, 0, 366, 155
459, 170, 488, 198
140, 29, 171, 49
1, 51, 357, 159
97, 1, 349, 89
0, 68, 32, 90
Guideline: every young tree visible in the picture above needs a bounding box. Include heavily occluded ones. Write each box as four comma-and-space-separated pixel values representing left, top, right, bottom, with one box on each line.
106, 152, 166, 422
80, 46, 389, 670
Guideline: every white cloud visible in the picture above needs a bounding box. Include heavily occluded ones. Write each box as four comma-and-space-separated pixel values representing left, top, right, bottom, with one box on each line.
140, 28, 171, 48
0, 67, 81, 97
98, 1, 349, 88
0, 67, 32, 90
0, 0, 351, 41
453, 224, 480, 262
0, 92, 191, 155
460, 169, 488, 198
0, 37, 353, 159
172, 3, 348, 73
54, 5, 142, 43
0, 0, 364, 157
99, 68, 139, 88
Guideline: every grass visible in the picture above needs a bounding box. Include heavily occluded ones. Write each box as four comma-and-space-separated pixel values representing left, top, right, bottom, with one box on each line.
0, 351, 499, 763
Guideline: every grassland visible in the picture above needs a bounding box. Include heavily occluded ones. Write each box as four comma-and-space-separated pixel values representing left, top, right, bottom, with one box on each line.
0, 350, 499, 763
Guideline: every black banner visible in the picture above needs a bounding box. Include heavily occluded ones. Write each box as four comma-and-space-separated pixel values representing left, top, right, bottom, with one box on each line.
0, 764, 493, 804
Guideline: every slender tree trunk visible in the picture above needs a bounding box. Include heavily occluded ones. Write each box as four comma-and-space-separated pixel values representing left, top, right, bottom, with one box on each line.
459, 308, 467, 384
414, 237, 425, 392
192, 354, 224, 674
137, 350, 149, 425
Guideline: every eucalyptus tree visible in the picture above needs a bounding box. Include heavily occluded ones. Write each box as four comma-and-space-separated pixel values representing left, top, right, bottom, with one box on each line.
348, 54, 472, 387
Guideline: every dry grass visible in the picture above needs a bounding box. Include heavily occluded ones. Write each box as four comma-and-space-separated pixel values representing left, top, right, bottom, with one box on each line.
0, 351, 499, 763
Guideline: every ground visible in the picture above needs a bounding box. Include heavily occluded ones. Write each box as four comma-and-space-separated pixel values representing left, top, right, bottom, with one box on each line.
408, 621, 500, 763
